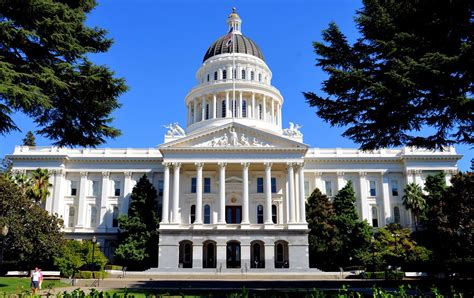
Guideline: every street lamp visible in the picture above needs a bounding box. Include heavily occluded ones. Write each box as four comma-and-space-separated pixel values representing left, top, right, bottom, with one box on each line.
91, 236, 97, 279
1, 225, 8, 276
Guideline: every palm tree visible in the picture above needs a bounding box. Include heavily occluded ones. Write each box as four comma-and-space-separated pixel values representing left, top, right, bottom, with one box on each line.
28, 168, 52, 204
13, 173, 32, 196
402, 182, 425, 235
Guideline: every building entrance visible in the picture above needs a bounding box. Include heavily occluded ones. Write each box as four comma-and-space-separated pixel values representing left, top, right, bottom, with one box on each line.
226, 241, 241, 268
226, 206, 242, 224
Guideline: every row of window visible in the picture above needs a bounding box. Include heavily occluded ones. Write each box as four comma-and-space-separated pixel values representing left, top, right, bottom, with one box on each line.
190, 98, 272, 122
371, 206, 402, 228
66, 205, 119, 228
69, 180, 122, 197
204, 69, 266, 83
189, 204, 278, 224
190, 177, 277, 193
322, 179, 400, 197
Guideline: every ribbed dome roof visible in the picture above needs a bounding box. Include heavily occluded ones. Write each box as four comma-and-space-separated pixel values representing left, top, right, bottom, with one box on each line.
203, 34, 264, 62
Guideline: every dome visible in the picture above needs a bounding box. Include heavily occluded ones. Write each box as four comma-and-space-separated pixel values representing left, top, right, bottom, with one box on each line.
202, 34, 264, 62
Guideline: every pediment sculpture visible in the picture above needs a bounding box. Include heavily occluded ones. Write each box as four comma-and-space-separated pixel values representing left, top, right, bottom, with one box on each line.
283, 122, 302, 138
195, 128, 273, 147
164, 122, 186, 137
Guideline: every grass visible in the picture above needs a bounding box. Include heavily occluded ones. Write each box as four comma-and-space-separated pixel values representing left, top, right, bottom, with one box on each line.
0, 277, 67, 295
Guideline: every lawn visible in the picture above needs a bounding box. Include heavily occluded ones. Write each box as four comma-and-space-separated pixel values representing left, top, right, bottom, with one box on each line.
0, 277, 67, 295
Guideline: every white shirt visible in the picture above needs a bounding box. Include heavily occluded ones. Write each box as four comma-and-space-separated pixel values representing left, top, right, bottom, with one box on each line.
32, 271, 41, 282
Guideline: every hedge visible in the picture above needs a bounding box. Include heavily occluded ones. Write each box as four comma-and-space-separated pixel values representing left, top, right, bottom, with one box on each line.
74, 271, 109, 279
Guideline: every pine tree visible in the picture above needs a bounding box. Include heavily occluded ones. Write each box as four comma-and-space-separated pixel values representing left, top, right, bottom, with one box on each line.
305, 187, 337, 270
0, 0, 127, 146
22, 131, 36, 146
304, 0, 473, 150
114, 175, 159, 270
332, 181, 372, 268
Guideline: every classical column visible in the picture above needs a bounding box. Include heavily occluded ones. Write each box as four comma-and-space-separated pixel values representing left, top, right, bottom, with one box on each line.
193, 98, 198, 124
336, 171, 345, 190
161, 163, 170, 224
212, 94, 217, 119
45, 170, 55, 212
381, 172, 391, 225
262, 96, 267, 121
172, 163, 181, 223
225, 92, 230, 118
195, 162, 204, 224
186, 103, 190, 126
218, 162, 226, 224
264, 162, 273, 224
271, 99, 275, 124
98, 171, 109, 229
278, 103, 282, 126
294, 168, 300, 222
123, 171, 133, 215
298, 163, 306, 224
238, 91, 243, 118
251, 93, 256, 119
314, 172, 322, 192
201, 96, 206, 121
241, 162, 250, 224
287, 163, 296, 223
52, 169, 65, 215
359, 172, 369, 221
76, 171, 88, 228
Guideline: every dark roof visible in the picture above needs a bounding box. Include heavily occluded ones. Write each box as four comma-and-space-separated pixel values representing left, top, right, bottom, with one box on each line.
203, 34, 264, 62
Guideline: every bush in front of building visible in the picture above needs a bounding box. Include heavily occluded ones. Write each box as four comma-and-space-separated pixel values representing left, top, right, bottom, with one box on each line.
54, 240, 108, 278
74, 271, 108, 279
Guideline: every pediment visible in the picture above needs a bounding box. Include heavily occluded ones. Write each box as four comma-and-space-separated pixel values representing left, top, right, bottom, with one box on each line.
160, 123, 307, 150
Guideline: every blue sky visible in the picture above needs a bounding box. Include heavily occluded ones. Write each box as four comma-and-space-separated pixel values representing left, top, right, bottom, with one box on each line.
1, 0, 471, 170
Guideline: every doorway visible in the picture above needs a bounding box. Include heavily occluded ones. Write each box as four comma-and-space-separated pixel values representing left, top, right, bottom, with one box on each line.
226, 241, 241, 268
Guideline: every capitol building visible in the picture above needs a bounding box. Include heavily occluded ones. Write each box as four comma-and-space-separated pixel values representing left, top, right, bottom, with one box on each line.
7, 10, 461, 272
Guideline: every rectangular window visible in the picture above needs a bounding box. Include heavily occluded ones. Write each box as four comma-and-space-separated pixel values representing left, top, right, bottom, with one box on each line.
114, 180, 121, 196
90, 205, 97, 227
70, 181, 78, 196
304, 181, 310, 198
91, 180, 99, 197
214, 71, 218, 80
112, 206, 119, 227
257, 177, 264, 193
68, 206, 75, 228
158, 180, 164, 197
391, 180, 399, 196
223, 70, 227, 80
271, 177, 277, 193
369, 180, 376, 196
191, 177, 197, 193
204, 177, 211, 193
324, 180, 332, 197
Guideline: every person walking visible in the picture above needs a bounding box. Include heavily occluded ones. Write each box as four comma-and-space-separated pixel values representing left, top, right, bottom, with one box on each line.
30, 267, 41, 294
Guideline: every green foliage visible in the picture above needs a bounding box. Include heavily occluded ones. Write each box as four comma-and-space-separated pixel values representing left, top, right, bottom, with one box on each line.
54, 240, 108, 277
28, 168, 52, 204
402, 183, 425, 233
0, 0, 128, 146
22, 131, 36, 146
114, 175, 159, 270
74, 270, 108, 279
304, 0, 473, 150
0, 176, 64, 270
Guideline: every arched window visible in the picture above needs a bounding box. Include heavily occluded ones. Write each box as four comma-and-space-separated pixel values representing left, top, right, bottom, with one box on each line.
242, 100, 247, 117
221, 100, 226, 117
205, 104, 209, 120
226, 241, 241, 268
190, 205, 196, 224
251, 71, 255, 81
214, 71, 218, 80
272, 204, 277, 224
203, 241, 216, 268
242, 69, 246, 80
251, 241, 265, 268
274, 241, 289, 268
257, 204, 264, 224
90, 205, 97, 227
207, 74, 210, 82
372, 206, 379, 227
68, 206, 75, 228
179, 240, 193, 268
204, 204, 211, 224
223, 70, 227, 80
394, 206, 401, 224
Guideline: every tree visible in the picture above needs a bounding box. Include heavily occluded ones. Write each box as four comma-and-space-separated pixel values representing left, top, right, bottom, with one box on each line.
331, 181, 373, 268
0, 176, 64, 270
28, 168, 52, 204
114, 175, 159, 270
0, 0, 127, 147
304, 0, 473, 150
54, 240, 108, 277
402, 182, 425, 234
305, 187, 337, 270
22, 131, 36, 146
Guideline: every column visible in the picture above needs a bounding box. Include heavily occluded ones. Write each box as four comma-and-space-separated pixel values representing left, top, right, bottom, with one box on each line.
123, 171, 133, 215
264, 162, 273, 224
186, 104, 190, 126
98, 171, 109, 230
193, 98, 198, 123
251, 93, 256, 119
298, 164, 306, 224
271, 99, 275, 124
287, 163, 296, 223
212, 94, 217, 119
314, 172, 322, 192
225, 92, 230, 118
336, 171, 345, 190
262, 96, 267, 121
278, 103, 282, 126
218, 162, 226, 224
359, 172, 369, 221
241, 162, 250, 224
294, 168, 300, 222
381, 172, 391, 225
195, 162, 204, 224
238, 91, 243, 117
172, 163, 181, 223
45, 171, 55, 212
201, 96, 206, 121
161, 163, 170, 223
76, 171, 88, 228
52, 169, 65, 214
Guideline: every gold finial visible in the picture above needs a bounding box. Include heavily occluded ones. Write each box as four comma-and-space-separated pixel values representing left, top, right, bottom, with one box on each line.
232, 7, 236, 13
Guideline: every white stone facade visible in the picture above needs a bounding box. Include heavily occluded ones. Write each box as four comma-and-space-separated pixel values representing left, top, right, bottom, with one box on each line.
7, 10, 461, 271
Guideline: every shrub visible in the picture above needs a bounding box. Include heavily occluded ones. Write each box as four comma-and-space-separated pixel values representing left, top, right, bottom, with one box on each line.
74, 271, 108, 279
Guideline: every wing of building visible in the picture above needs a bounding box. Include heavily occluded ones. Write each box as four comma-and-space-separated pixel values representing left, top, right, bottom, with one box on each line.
7, 9, 462, 272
